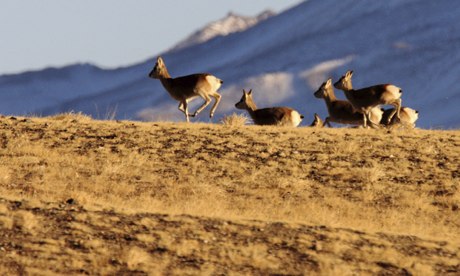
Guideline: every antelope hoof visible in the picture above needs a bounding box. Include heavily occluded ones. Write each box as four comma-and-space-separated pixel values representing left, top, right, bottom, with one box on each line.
209, 113, 214, 118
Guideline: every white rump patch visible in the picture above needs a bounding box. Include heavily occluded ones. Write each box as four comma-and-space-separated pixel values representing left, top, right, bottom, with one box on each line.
291, 110, 303, 127
401, 107, 419, 124
386, 85, 402, 98
369, 106, 383, 124
206, 75, 223, 92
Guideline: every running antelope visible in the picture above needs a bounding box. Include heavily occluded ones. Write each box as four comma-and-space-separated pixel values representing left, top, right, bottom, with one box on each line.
235, 89, 304, 127
381, 107, 419, 128
334, 70, 402, 128
314, 78, 383, 127
148, 56, 223, 122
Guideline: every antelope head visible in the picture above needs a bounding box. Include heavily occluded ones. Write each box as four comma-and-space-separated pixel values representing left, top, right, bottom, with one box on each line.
334, 70, 353, 91
235, 89, 254, 110
310, 113, 324, 127
314, 78, 333, 99
148, 56, 166, 79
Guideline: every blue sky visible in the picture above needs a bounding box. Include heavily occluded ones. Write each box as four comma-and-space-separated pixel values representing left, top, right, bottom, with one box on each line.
0, 0, 302, 74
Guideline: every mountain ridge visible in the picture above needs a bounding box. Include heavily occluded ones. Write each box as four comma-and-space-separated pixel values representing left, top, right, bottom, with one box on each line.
171, 10, 275, 51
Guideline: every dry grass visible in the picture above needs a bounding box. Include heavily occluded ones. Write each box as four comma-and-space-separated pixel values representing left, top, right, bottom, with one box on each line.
220, 112, 249, 126
0, 114, 459, 274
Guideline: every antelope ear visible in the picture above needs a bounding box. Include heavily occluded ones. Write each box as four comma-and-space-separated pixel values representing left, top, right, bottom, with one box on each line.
242, 89, 247, 95
247, 89, 253, 95
347, 70, 354, 77
157, 56, 163, 64
326, 78, 332, 86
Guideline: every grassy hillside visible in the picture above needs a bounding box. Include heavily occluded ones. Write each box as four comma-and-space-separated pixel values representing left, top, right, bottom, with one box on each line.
0, 114, 459, 275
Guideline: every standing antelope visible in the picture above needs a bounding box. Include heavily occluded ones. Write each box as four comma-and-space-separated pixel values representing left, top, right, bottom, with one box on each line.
381, 107, 419, 128
334, 70, 402, 128
148, 56, 223, 122
314, 78, 383, 127
235, 89, 304, 127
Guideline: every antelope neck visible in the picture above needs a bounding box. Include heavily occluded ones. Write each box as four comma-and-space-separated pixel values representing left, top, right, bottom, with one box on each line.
158, 67, 173, 88
245, 99, 258, 113
342, 80, 353, 92
324, 89, 337, 106
159, 66, 172, 79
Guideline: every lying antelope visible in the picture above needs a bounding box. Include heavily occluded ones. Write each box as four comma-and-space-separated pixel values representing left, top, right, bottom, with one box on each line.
148, 56, 223, 122
381, 107, 419, 128
314, 78, 383, 127
310, 113, 324, 127
334, 70, 402, 128
235, 89, 304, 127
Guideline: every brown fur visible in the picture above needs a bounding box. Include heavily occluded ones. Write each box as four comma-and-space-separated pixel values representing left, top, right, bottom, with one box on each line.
148, 57, 223, 122
235, 89, 303, 127
314, 78, 381, 127
158, 74, 212, 100
381, 107, 419, 128
334, 70, 402, 128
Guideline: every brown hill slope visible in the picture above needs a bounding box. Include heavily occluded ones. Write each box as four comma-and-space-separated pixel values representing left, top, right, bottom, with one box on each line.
0, 114, 459, 274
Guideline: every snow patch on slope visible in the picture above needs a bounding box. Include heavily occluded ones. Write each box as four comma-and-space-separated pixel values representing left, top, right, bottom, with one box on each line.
171, 10, 275, 51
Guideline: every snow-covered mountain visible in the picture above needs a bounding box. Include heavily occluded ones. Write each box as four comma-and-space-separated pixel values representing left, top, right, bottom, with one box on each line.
171, 10, 275, 51
1, 0, 459, 129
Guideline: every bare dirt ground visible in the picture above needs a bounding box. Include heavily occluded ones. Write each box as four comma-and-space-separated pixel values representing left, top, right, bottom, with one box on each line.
0, 114, 459, 275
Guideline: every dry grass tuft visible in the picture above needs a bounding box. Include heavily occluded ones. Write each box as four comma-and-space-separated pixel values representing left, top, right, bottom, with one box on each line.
124, 247, 153, 271
13, 211, 40, 235
220, 112, 248, 126
48, 111, 92, 121
0, 215, 14, 230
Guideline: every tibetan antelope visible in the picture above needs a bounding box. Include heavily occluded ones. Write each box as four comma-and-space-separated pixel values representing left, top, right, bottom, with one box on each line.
148, 56, 223, 122
334, 70, 402, 128
314, 78, 383, 127
235, 89, 304, 127
381, 107, 419, 128
310, 113, 324, 127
